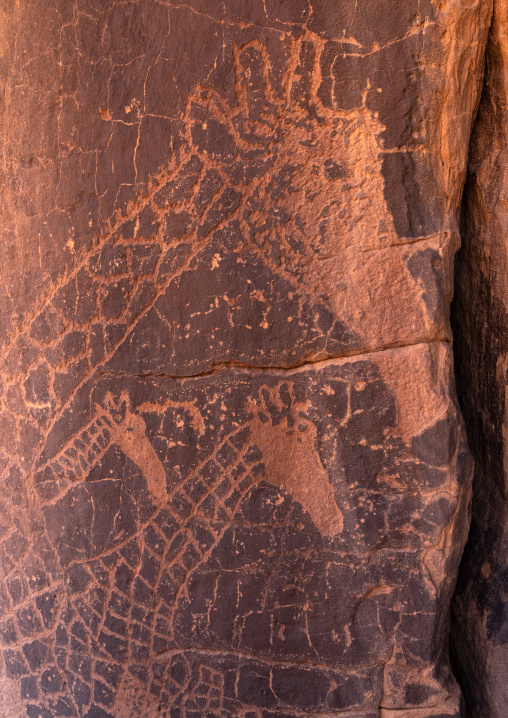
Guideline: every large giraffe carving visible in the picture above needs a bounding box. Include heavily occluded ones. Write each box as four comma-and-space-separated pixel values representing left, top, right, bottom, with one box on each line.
0, 5, 481, 716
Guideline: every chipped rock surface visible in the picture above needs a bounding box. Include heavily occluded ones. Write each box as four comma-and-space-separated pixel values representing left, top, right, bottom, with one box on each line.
0, 1, 492, 717
452, 0, 508, 715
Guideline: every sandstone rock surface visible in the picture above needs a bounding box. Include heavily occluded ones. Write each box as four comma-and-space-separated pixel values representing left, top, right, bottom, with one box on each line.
0, 1, 492, 716
452, 1, 508, 715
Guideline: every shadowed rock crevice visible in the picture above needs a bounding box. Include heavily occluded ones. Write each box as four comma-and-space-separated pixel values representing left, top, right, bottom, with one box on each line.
451, 1, 508, 715
0, 1, 495, 716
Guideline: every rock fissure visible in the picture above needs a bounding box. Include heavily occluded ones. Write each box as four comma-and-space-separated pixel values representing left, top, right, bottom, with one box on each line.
96, 338, 451, 380
450, 1, 508, 716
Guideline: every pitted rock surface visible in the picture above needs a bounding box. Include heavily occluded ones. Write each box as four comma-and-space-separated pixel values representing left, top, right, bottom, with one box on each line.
0, 1, 493, 717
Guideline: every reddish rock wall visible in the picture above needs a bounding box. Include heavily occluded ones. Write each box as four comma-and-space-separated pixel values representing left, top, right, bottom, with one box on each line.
0, 1, 494, 717
452, 0, 508, 715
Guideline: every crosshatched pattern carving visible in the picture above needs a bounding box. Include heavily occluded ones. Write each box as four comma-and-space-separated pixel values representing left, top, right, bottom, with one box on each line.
0, 349, 471, 716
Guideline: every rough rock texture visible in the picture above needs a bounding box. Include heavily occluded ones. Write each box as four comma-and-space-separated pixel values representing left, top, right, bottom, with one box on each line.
0, 1, 491, 717
451, 1, 508, 715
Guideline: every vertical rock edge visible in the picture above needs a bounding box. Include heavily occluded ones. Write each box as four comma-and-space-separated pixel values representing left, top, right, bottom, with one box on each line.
451, 0, 508, 716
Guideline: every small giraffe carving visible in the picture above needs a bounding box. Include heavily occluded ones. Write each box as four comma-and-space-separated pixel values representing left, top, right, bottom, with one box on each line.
39, 392, 167, 504
248, 384, 343, 537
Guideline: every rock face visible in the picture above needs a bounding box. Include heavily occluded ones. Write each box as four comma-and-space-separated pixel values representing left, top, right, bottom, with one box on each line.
452, 1, 508, 715
0, 1, 492, 717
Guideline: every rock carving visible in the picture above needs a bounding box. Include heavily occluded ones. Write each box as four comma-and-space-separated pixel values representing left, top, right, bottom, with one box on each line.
0, 1, 493, 716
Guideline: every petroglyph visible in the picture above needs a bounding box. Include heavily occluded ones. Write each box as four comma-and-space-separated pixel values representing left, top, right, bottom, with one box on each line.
35, 392, 167, 505
106, 394, 168, 505
0, 0, 487, 714
247, 385, 343, 536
